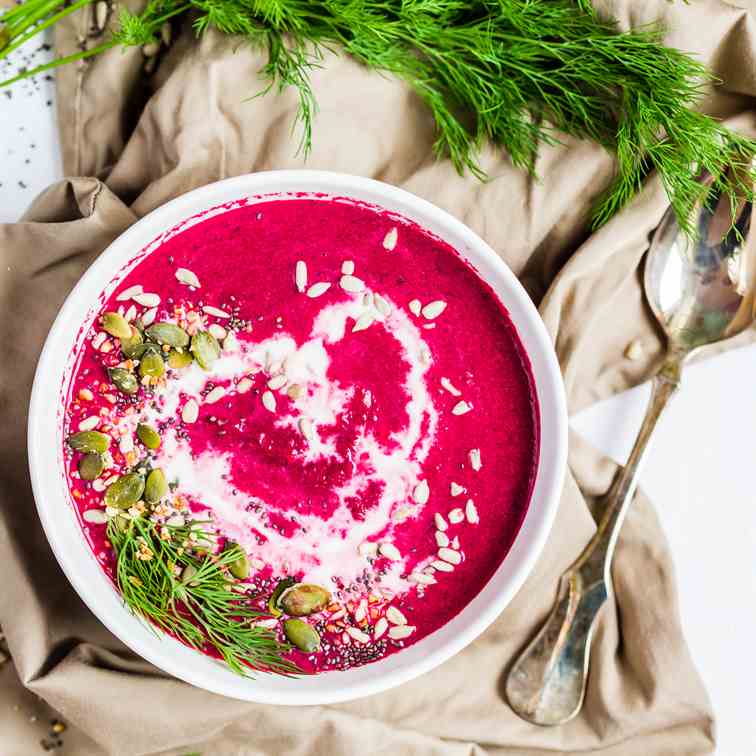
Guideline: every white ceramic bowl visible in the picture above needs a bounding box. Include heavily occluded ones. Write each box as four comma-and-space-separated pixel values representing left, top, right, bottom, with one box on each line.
28, 171, 567, 705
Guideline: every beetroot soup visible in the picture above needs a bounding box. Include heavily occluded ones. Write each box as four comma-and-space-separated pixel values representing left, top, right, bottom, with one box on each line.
62, 196, 539, 675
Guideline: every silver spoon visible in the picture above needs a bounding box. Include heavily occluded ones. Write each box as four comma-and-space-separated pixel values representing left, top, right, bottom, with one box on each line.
505, 168, 755, 726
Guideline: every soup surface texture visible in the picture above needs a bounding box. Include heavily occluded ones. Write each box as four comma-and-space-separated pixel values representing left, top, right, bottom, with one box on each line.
62, 196, 539, 673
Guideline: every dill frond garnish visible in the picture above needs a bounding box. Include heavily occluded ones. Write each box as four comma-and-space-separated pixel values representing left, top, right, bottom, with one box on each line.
2, 0, 755, 234
107, 516, 299, 676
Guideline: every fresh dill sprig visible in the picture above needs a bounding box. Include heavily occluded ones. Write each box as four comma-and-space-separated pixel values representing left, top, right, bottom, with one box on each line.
107, 516, 299, 676
2, 0, 755, 234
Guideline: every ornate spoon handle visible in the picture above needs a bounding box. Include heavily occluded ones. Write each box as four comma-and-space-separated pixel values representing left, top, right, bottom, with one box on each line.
505, 365, 680, 726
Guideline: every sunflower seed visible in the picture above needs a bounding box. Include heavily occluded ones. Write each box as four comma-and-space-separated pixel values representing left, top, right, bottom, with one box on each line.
341, 260, 354, 275
422, 300, 447, 319
434, 513, 448, 531
307, 282, 331, 298
438, 547, 461, 564
374, 293, 391, 316
363, 292, 373, 307
141, 307, 157, 326
435, 531, 449, 547
117, 285, 142, 301
92, 479, 107, 492
92, 332, 106, 350
298, 417, 314, 440
440, 377, 461, 396
340, 275, 365, 293
379, 542, 401, 561
205, 386, 226, 404
287, 383, 303, 399
237, 378, 253, 394
409, 572, 435, 585
208, 323, 227, 341
203, 305, 230, 319
408, 299, 421, 316
346, 626, 370, 644
82, 509, 109, 524
119, 435, 134, 454
78, 415, 100, 432
267, 375, 287, 390
420, 347, 431, 365
175, 268, 201, 287
431, 559, 454, 572
352, 312, 374, 332
465, 499, 479, 524
452, 400, 472, 415
354, 599, 368, 622
451, 536, 460, 549
133, 292, 160, 307
412, 479, 430, 504
295, 260, 307, 292
262, 390, 276, 412
469, 448, 482, 471
450, 482, 464, 497
448, 508, 464, 524
124, 305, 137, 322
383, 227, 398, 250
358, 541, 377, 557
625, 338, 644, 361
386, 606, 407, 625
182, 399, 199, 423
374, 617, 388, 640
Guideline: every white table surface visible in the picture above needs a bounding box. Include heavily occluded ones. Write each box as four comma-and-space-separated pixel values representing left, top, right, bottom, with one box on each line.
2, 38, 755, 756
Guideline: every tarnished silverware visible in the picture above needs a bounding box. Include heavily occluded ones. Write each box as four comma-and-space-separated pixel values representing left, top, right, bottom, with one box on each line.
506, 169, 755, 726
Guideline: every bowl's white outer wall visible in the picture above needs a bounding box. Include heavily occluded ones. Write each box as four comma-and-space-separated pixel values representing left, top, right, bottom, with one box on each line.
28, 171, 567, 705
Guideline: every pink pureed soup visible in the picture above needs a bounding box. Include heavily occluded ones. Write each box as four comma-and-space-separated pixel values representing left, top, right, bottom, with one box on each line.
62, 196, 539, 674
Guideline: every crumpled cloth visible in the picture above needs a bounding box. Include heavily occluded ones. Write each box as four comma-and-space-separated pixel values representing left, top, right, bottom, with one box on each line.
2, 0, 755, 753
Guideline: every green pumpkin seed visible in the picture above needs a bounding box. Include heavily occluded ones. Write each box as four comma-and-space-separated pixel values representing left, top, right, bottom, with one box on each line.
67, 430, 111, 453
104, 472, 145, 509
144, 468, 167, 503
136, 423, 161, 449
283, 619, 320, 653
167, 349, 193, 369
119, 326, 144, 358
278, 583, 331, 617
146, 322, 190, 348
108, 367, 138, 395
225, 542, 250, 579
191, 331, 221, 370
139, 349, 165, 379
102, 312, 132, 339
113, 514, 129, 533
78, 453, 105, 481
268, 577, 296, 617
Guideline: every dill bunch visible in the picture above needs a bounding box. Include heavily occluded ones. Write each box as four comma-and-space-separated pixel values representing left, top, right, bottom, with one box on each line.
107, 516, 299, 676
1, 0, 755, 233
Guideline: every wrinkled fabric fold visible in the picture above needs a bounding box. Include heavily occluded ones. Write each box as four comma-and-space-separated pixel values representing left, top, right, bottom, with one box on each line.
2, 0, 755, 753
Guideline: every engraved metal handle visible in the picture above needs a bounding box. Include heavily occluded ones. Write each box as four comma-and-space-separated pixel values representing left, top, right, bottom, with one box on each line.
505, 360, 681, 726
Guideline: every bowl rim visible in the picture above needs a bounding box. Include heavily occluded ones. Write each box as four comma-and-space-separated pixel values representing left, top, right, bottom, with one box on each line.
28, 169, 567, 705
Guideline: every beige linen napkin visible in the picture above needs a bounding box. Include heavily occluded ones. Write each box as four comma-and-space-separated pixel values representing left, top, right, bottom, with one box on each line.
2, 1, 755, 753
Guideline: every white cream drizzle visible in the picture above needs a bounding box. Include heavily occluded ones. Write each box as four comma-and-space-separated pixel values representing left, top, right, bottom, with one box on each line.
140, 291, 438, 595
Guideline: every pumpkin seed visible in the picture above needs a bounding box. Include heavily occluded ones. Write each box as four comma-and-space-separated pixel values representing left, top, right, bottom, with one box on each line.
278, 584, 331, 617
79, 453, 105, 480
283, 618, 320, 653
136, 423, 161, 449
119, 325, 145, 358
167, 349, 193, 369
139, 348, 165, 379
67, 430, 111, 453
225, 542, 250, 579
114, 514, 129, 533
268, 577, 296, 617
191, 331, 221, 370
104, 472, 145, 509
144, 468, 167, 503
146, 322, 189, 348
102, 311, 132, 339
108, 367, 138, 395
